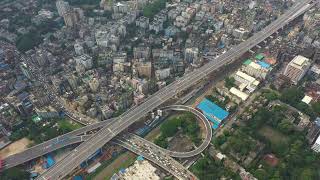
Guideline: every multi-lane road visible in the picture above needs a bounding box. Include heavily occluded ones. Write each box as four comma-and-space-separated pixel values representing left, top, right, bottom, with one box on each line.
4, 105, 211, 168
37, 1, 315, 179
4, 106, 208, 180
113, 134, 198, 180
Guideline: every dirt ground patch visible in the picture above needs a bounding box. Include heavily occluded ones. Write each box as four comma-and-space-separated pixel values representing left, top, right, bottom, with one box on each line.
0, 138, 33, 158
259, 126, 288, 145
168, 132, 194, 152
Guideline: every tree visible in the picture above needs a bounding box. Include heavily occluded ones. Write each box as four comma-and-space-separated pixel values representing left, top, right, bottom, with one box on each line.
270, 170, 281, 180
277, 120, 294, 134
312, 102, 320, 115
160, 117, 182, 137
254, 169, 268, 180
142, 0, 166, 19
263, 91, 279, 101
225, 77, 235, 89
280, 87, 304, 106
1, 167, 30, 180
154, 135, 168, 148
299, 168, 315, 180
16, 31, 42, 52
213, 135, 227, 147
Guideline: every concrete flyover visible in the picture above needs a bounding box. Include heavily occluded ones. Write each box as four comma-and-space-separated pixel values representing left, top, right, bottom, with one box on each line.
3, 120, 112, 169
148, 105, 212, 158
112, 136, 198, 180
37, 2, 316, 179
4, 105, 211, 169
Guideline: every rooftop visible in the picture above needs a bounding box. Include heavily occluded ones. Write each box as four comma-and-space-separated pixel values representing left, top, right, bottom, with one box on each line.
236, 71, 260, 85
119, 160, 160, 180
292, 55, 309, 66
230, 87, 249, 101
255, 54, 264, 60
257, 60, 271, 69
197, 98, 229, 129
243, 59, 252, 66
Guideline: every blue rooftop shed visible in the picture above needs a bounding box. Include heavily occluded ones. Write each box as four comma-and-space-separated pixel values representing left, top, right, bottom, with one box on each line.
44, 155, 55, 169
137, 155, 144, 161
257, 61, 271, 69
197, 98, 229, 129
73, 176, 83, 180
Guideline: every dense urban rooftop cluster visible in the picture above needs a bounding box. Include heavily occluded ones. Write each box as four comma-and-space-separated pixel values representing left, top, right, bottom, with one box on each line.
1, 0, 320, 179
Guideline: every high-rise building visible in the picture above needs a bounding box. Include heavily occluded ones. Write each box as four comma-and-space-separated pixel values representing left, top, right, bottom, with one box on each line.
74, 54, 93, 69
307, 118, 320, 144
19, 63, 32, 80
133, 47, 150, 60
117, 91, 133, 110
89, 78, 100, 92
56, 0, 70, 16
283, 55, 311, 85
32, 49, 50, 67
185, 47, 199, 64
74, 42, 84, 55
56, 0, 82, 28
63, 10, 79, 27
135, 61, 152, 78
312, 135, 320, 153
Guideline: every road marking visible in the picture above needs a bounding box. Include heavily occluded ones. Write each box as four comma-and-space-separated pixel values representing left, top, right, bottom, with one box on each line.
107, 128, 115, 136
156, 96, 165, 103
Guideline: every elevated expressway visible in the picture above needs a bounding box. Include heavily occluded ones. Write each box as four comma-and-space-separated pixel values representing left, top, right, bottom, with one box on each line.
113, 134, 198, 180
4, 106, 208, 180
4, 105, 211, 170
37, 1, 315, 179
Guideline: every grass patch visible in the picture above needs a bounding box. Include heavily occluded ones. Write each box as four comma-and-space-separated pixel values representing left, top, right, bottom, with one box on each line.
87, 152, 136, 180
58, 119, 82, 131
102, 153, 136, 180
258, 125, 289, 145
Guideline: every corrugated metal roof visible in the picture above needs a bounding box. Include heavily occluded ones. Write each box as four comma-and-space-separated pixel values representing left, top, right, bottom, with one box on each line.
257, 61, 271, 69
197, 98, 229, 129
243, 59, 252, 65
255, 54, 264, 60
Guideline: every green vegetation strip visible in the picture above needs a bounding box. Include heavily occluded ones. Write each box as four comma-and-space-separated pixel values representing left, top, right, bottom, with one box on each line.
86, 152, 136, 180
10, 118, 82, 144
191, 154, 240, 180
143, 0, 166, 19
154, 113, 201, 148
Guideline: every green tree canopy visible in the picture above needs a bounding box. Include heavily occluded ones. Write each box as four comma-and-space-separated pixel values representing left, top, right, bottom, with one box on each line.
143, 0, 166, 19
280, 87, 304, 106
1, 167, 30, 180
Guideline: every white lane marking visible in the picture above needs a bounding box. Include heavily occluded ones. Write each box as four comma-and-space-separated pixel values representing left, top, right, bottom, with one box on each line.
107, 128, 115, 136
156, 96, 165, 103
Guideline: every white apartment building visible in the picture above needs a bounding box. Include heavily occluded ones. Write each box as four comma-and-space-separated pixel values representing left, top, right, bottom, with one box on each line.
242, 60, 271, 79
74, 54, 92, 69
234, 71, 260, 93
283, 55, 311, 85
312, 135, 320, 153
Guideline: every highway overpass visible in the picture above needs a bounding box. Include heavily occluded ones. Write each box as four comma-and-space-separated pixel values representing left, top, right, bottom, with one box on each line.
113, 135, 198, 180
37, 1, 315, 179
4, 105, 211, 168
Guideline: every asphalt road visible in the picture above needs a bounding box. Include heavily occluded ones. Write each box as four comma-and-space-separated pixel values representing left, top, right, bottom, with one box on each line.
113, 135, 198, 180
37, 1, 314, 179
4, 105, 211, 168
